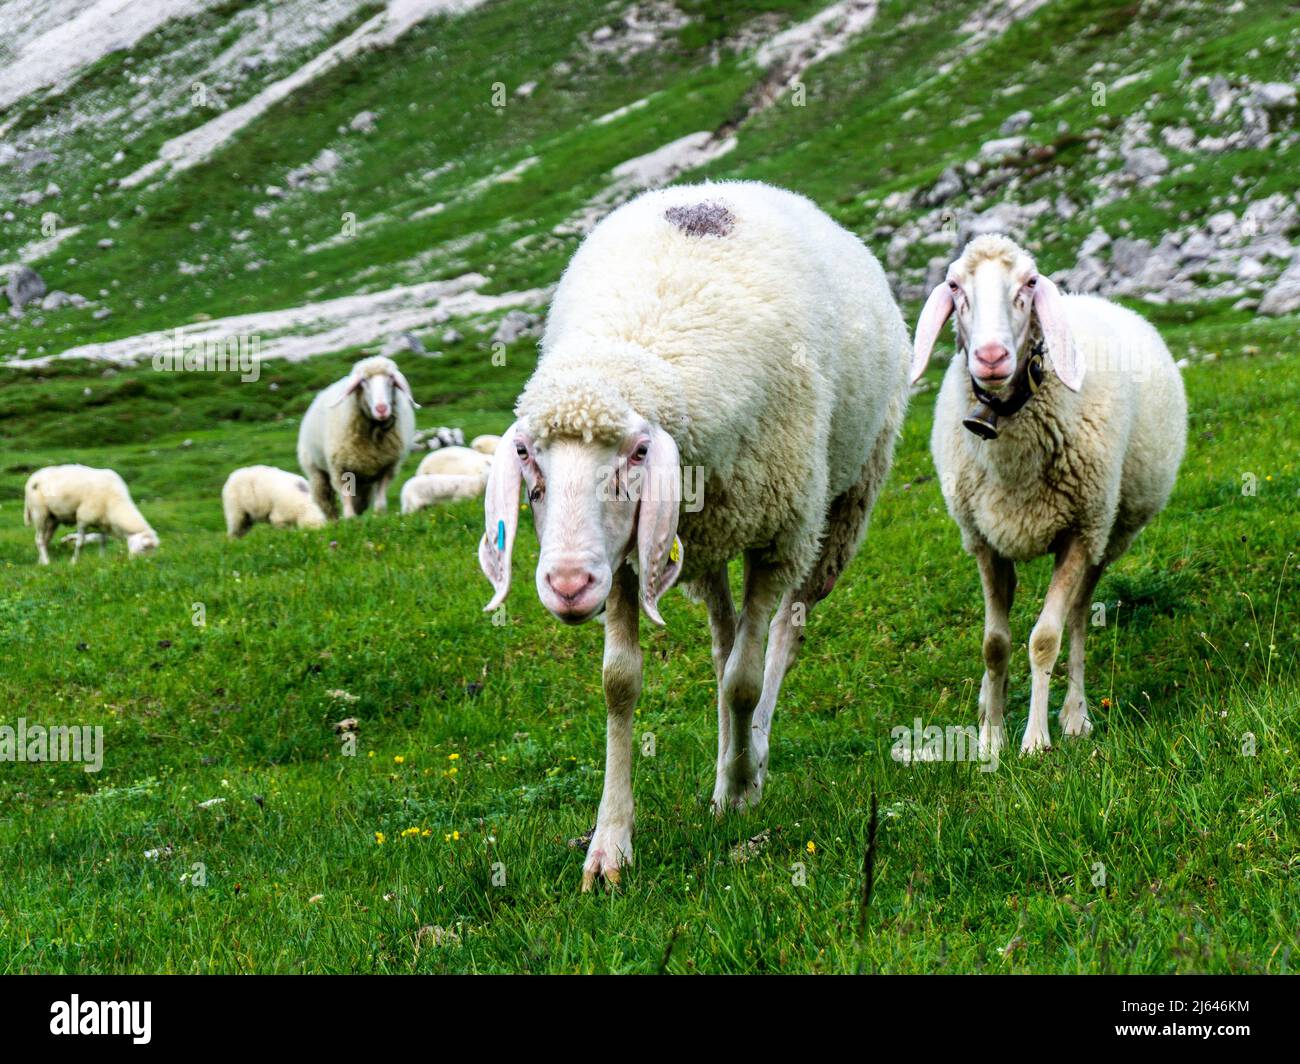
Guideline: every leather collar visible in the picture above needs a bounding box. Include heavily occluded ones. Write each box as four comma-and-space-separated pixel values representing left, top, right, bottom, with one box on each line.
962, 338, 1046, 440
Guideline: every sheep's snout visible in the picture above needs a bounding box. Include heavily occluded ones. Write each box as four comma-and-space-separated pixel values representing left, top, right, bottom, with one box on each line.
128, 530, 160, 556
538, 557, 609, 624
972, 341, 1012, 383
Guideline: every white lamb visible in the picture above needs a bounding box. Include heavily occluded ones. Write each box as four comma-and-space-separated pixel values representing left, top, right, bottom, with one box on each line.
222, 465, 327, 537
469, 434, 501, 455
478, 181, 912, 890
297, 355, 418, 519
400, 472, 488, 513
415, 445, 490, 478
910, 234, 1187, 757
24, 464, 160, 564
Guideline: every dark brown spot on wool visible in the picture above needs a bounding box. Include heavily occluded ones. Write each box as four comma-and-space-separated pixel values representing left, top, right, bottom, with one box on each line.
665, 201, 735, 238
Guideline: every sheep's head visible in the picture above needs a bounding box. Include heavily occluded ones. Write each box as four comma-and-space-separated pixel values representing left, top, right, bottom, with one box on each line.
128, 529, 160, 556
910, 234, 1082, 393
478, 415, 683, 626
332, 355, 419, 421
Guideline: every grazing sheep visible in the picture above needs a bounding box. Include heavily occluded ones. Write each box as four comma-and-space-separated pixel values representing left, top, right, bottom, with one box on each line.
400, 472, 488, 513
415, 445, 490, 478
479, 181, 912, 889
297, 355, 418, 519
222, 465, 327, 537
24, 464, 160, 565
469, 433, 501, 455
910, 234, 1187, 757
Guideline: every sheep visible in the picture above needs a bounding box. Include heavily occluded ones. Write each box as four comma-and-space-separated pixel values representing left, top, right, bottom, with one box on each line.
400, 472, 488, 513
24, 464, 160, 565
415, 445, 490, 478
470, 433, 501, 455
222, 465, 328, 537
297, 355, 418, 519
910, 234, 1187, 757
478, 180, 912, 889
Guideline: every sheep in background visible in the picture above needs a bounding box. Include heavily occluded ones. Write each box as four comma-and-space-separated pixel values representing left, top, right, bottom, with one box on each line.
222, 465, 328, 537
400, 472, 488, 513
416, 445, 490, 478
24, 464, 160, 564
911, 234, 1187, 756
297, 355, 417, 519
470, 433, 501, 455
479, 181, 912, 889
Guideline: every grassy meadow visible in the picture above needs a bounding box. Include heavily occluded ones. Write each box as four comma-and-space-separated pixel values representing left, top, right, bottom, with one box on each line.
0, 0, 1297, 973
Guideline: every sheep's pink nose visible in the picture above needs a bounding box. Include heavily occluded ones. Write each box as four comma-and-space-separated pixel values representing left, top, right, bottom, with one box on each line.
973, 343, 1011, 378
547, 568, 595, 602
373, 402, 391, 419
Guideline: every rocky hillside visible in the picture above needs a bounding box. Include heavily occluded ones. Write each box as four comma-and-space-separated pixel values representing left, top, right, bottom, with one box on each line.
1, 0, 1297, 372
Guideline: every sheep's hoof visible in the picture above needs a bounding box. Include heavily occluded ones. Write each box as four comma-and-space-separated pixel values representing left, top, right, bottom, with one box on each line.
711, 742, 767, 815
1019, 727, 1053, 756
978, 720, 1005, 761
580, 825, 632, 892
1059, 695, 1093, 737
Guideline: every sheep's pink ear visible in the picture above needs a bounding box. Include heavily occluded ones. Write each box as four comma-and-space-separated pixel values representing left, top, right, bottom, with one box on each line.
479, 424, 524, 611
391, 369, 420, 409
1033, 275, 1082, 391
636, 426, 683, 626
330, 373, 364, 407
910, 283, 955, 384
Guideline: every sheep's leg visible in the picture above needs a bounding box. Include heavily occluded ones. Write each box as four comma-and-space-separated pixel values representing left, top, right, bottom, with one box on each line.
338, 473, 358, 519
750, 462, 886, 760
1061, 562, 1105, 738
712, 553, 784, 815
696, 564, 737, 794
307, 468, 337, 521
71, 523, 85, 564
35, 517, 55, 565
372, 474, 391, 515
1023, 535, 1090, 755
974, 544, 1016, 759
583, 561, 642, 891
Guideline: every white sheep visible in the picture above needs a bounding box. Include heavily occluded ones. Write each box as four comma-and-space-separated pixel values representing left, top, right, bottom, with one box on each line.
478, 181, 912, 889
415, 445, 490, 478
222, 465, 328, 537
910, 234, 1187, 757
297, 355, 417, 519
400, 472, 488, 513
24, 464, 160, 564
469, 433, 501, 455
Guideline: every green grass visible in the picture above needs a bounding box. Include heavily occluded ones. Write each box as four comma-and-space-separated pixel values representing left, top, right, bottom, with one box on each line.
0, 0, 1297, 973
0, 331, 1295, 973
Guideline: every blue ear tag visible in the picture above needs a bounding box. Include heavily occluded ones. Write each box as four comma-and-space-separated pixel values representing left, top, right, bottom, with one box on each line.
497, 520, 506, 551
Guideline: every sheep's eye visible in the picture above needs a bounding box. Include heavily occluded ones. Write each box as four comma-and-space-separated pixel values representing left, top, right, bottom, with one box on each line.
515, 444, 528, 460
630, 442, 649, 464
1025, 277, 1038, 288
947, 281, 960, 293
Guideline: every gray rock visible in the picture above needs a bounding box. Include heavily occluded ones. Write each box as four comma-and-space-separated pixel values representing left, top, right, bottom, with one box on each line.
1258, 259, 1300, 315
5, 266, 46, 310
1111, 238, 1151, 277
1123, 147, 1168, 178
380, 332, 426, 357
350, 110, 378, 134
93, 307, 112, 320
1058, 256, 1107, 294
999, 110, 1032, 135
1252, 82, 1296, 111
923, 165, 963, 207
1179, 233, 1215, 261
40, 290, 71, 311
1079, 227, 1111, 257
441, 327, 463, 345
492, 309, 541, 345
978, 136, 1027, 163
16, 148, 53, 173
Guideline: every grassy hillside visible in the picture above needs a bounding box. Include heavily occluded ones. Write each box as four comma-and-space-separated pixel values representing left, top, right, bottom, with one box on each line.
0, 0, 1297, 973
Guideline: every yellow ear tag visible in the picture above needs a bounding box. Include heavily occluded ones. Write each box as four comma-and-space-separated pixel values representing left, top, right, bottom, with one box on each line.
669, 536, 681, 565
